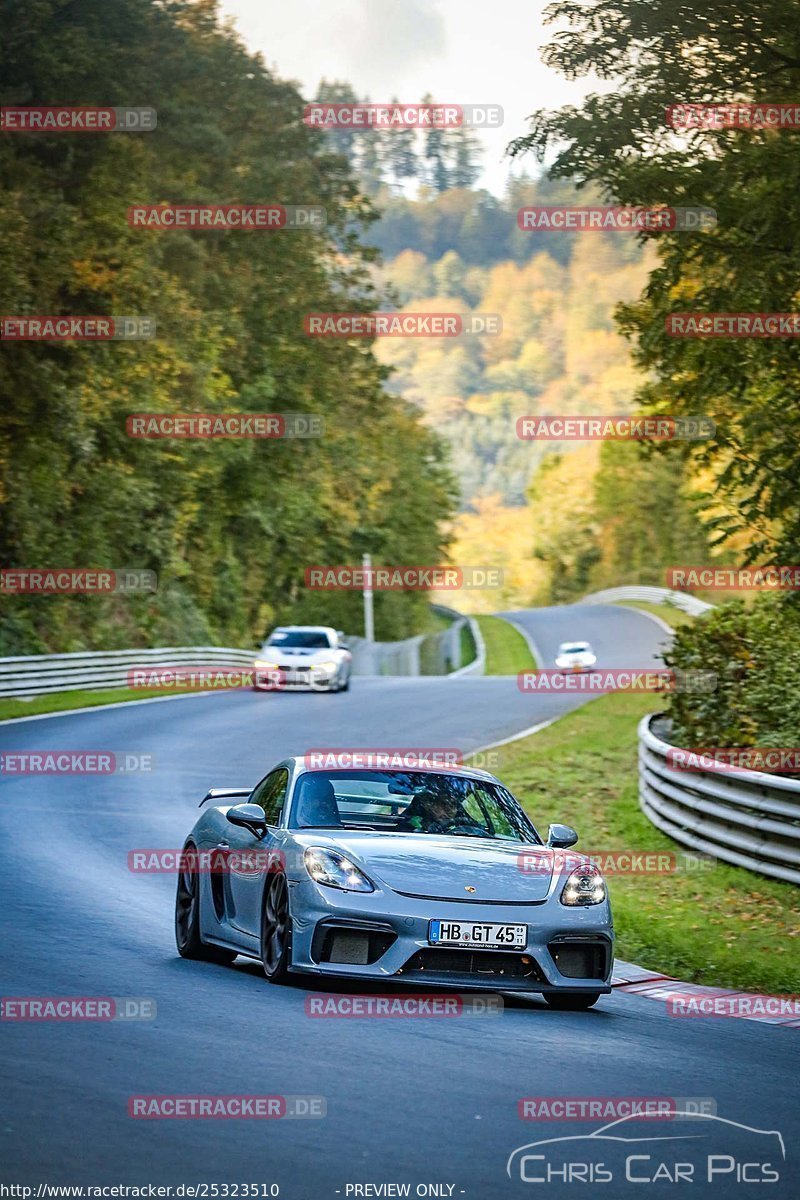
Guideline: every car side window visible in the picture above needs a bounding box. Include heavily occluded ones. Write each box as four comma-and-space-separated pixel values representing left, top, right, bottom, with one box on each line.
249, 774, 272, 812
251, 769, 289, 826
462, 794, 490, 831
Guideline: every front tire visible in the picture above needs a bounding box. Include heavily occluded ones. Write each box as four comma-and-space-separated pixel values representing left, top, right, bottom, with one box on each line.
175, 847, 237, 963
544, 992, 601, 1011
261, 873, 292, 982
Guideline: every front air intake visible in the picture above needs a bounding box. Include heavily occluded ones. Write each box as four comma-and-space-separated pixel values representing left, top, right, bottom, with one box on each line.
313, 923, 396, 965
548, 938, 609, 980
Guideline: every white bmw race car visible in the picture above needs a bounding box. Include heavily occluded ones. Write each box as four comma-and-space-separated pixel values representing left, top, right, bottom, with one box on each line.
254, 625, 352, 692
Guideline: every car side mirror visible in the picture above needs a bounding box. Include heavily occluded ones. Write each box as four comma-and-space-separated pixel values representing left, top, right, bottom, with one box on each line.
547, 823, 578, 849
226, 804, 268, 838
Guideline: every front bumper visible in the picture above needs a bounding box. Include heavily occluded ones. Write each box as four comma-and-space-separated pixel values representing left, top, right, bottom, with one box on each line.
253, 667, 339, 691
287, 877, 613, 993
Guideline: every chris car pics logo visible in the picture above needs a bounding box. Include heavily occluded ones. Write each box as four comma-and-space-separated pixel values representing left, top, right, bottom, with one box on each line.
506, 1112, 784, 1186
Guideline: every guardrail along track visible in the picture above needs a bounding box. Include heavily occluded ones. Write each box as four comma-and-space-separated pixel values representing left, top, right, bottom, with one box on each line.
639, 714, 800, 886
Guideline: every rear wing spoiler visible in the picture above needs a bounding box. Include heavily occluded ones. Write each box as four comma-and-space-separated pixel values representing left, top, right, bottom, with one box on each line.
199, 787, 252, 808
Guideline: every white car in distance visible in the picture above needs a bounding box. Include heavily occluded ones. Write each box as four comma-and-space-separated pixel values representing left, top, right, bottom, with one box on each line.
254, 625, 352, 692
554, 640, 597, 673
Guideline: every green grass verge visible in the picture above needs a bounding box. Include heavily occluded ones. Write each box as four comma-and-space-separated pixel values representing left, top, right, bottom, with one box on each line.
476, 615, 538, 675
614, 600, 695, 629
458, 621, 476, 671
469, 691, 800, 994
0, 686, 188, 722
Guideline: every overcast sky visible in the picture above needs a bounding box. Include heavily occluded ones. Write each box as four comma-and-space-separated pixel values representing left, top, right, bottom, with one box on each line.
217, 0, 597, 195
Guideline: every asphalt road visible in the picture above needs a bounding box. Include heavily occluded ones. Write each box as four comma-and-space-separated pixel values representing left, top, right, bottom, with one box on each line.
1, 605, 796, 1199
500, 601, 672, 670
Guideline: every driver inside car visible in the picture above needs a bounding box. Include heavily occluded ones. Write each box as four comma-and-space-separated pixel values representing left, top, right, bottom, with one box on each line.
398, 789, 483, 834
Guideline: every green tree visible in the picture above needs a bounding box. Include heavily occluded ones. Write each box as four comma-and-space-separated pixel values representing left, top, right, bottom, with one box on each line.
447, 127, 482, 189
385, 96, 418, 191
314, 78, 360, 167
511, 0, 800, 564
588, 441, 712, 590
421, 93, 450, 193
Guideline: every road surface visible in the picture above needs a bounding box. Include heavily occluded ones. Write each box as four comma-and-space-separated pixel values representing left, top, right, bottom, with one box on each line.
1, 605, 795, 1198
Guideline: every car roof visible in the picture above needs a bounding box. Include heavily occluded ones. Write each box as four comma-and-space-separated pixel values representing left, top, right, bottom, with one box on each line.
269, 625, 337, 636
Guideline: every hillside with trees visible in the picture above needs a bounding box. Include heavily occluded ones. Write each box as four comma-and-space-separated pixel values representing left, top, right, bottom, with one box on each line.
316, 101, 713, 610
0, 0, 455, 654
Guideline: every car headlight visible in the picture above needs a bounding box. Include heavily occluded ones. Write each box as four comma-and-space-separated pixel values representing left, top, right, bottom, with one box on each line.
304, 847, 374, 892
313, 660, 337, 672
560, 862, 606, 906
254, 659, 279, 670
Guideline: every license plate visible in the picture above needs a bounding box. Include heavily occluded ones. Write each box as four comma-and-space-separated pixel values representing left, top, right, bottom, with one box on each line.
429, 920, 527, 949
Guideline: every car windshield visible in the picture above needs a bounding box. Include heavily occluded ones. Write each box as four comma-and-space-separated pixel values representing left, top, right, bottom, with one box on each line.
560, 642, 589, 654
266, 630, 331, 649
291, 770, 541, 843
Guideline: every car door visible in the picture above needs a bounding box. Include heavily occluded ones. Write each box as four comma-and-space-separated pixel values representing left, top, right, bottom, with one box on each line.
226, 768, 290, 938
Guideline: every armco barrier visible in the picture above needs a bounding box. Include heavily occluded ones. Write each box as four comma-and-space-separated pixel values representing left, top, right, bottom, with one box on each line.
0, 609, 481, 698
581, 585, 714, 616
347, 604, 479, 677
346, 633, 425, 676
638, 714, 800, 886
0, 646, 256, 698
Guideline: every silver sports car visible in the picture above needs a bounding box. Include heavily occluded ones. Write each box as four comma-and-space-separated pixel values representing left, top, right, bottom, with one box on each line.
175, 759, 614, 1009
